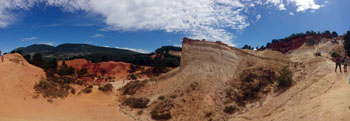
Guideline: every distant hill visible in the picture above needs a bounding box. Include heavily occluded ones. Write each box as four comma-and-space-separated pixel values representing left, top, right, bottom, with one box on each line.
13, 43, 142, 60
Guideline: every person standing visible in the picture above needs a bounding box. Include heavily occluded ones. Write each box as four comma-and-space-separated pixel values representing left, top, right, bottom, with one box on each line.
335, 55, 342, 72
344, 55, 348, 72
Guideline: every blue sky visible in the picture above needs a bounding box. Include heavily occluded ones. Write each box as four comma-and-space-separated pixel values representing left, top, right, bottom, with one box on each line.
0, 0, 349, 53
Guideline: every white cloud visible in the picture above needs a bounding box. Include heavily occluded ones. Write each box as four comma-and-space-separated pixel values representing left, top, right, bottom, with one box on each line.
91, 33, 104, 38
103, 45, 110, 48
287, 0, 323, 12
21, 37, 37, 41
278, 4, 286, 10
0, 0, 327, 45
289, 12, 295, 16
256, 14, 262, 21
39, 42, 54, 46
115, 46, 149, 54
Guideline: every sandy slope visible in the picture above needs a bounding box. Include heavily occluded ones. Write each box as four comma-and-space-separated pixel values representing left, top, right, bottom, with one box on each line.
0, 54, 132, 121
230, 39, 350, 121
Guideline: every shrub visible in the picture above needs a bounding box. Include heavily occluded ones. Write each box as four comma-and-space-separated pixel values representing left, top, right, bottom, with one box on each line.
205, 112, 212, 118
224, 105, 236, 114
34, 79, 69, 98
306, 38, 317, 46
122, 80, 146, 95
150, 101, 173, 120
123, 97, 150, 109
137, 110, 143, 115
78, 68, 88, 77
98, 83, 113, 92
63, 77, 75, 84
277, 66, 292, 88
47, 99, 53, 103
158, 96, 165, 100
331, 51, 338, 58
150, 110, 172, 120
129, 74, 137, 80
71, 88, 76, 94
81, 87, 92, 94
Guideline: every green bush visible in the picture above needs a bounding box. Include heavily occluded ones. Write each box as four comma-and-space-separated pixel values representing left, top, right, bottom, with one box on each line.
158, 96, 165, 100
223, 105, 236, 114
331, 51, 338, 58
78, 68, 88, 77
98, 83, 113, 92
123, 97, 150, 109
306, 39, 317, 46
277, 66, 292, 88
122, 80, 146, 95
34, 79, 69, 98
150, 110, 172, 120
150, 100, 173, 120
81, 87, 92, 94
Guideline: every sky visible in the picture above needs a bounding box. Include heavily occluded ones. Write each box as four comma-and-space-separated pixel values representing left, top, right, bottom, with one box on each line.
0, 0, 349, 53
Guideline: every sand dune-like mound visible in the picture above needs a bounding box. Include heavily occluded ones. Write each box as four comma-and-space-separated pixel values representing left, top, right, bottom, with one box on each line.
0, 54, 132, 121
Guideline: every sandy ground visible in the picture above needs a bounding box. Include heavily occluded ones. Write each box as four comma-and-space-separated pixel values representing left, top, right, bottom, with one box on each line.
0, 54, 133, 121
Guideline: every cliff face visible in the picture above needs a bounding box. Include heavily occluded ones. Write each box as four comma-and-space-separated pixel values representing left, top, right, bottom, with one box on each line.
267, 34, 332, 53
120, 38, 292, 121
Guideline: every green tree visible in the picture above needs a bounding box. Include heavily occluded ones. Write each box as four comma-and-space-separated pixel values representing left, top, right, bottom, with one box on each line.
323, 30, 331, 35
32, 53, 44, 68
102, 55, 108, 62
78, 68, 88, 77
45, 58, 58, 71
332, 31, 338, 37
23, 54, 31, 63
66, 67, 75, 75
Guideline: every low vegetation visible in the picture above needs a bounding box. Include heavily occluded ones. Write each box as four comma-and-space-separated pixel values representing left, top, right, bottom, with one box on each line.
81, 86, 92, 94
306, 38, 318, 46
121, 80, 146, 95
277, 66, 292, 88
123, 97, 150, 109
225, 68, 277, 108
223, 105, 236, 114
98, 83, 113, 92
150, 100, 173, 120
34, 79, 72, 98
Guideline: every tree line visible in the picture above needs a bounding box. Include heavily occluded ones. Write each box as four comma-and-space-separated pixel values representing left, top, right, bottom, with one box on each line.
242, 30, 339, 50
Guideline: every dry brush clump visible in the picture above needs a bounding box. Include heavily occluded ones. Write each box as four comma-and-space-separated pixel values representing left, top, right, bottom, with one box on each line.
120, 80, 146, 95
224, 66, 293, 114
98, 83, 113, 92
225, 68, 278, 110
123, 97, 150, 109
150, 99, 174, 120
34, 79, 70, 98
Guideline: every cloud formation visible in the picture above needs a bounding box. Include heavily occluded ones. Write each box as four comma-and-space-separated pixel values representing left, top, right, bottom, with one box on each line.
115, 46, 149, 54
91, 33, 104, 38
0, 0, 326, 45
21, 37, 37, 41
